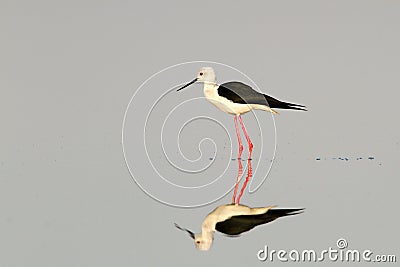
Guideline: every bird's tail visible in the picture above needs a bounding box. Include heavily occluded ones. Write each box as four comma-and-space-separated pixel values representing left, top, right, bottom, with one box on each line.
271, 100, 307, 111
264, 95, 307, 111
267, 208, 304, 219
279, 102, 307, 111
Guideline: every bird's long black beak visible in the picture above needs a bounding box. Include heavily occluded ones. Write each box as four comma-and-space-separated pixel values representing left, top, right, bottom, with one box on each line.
174, 223, 195, 239
176, 78, 197, 91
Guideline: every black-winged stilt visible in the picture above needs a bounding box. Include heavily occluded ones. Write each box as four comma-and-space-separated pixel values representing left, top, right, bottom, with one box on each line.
177, 67, 306, 203
175, 203, 304, 251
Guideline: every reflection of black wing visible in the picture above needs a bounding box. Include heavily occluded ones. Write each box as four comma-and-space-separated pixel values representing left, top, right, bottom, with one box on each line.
218, 82, 307, 111
215, 208, 304, 236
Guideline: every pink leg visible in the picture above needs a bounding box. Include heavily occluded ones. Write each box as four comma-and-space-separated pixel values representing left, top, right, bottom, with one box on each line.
234, 115, 243, 158
238, 115, 253, 159
232, 115, 243, 204
236, 158, 252, 204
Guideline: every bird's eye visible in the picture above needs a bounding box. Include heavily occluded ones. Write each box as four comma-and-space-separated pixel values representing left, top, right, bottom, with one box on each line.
199, 72, 203, 76
196, 241, 201, 244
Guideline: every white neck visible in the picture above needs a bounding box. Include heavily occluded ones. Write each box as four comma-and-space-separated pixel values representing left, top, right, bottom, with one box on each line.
203, 81, 218, 98
199, 229, 215, 244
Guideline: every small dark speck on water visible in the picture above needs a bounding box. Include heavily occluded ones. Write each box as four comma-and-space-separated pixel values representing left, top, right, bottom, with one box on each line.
209, 157, 213, 160
231, 158, 236, 161
313, 156, 375, 162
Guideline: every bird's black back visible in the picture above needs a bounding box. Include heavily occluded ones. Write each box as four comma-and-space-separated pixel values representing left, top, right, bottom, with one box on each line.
218, 82, 268, 105
218, 82, 306, 111
215, 208, 304, 236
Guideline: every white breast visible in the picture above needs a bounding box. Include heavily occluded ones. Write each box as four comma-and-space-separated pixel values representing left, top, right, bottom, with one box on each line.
203, 84, 252, 115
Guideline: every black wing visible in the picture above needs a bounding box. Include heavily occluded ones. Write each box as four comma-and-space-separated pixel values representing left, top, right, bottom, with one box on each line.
215, 208, 304, 236
218, 82, 307, 111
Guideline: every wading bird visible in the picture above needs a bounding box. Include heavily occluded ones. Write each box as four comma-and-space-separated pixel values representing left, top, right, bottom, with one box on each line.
177, 67, 306, 203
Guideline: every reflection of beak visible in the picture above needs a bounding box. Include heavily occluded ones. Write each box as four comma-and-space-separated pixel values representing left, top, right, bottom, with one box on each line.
174, 223, 195, 239
176, 78, 197, 91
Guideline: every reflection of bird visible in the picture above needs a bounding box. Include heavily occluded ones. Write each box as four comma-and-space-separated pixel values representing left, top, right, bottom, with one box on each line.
177, 67, 306, 203
175, 204, 304, 251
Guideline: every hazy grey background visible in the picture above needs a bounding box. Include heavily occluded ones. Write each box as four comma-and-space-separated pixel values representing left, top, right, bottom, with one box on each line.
1, 0, 399, 266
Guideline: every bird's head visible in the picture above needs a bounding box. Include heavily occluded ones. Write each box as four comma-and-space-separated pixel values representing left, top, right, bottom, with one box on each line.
175, 223, 214, 251
176, 67, 216, 91
194, 233, 213, 251
196, 67, 216, 83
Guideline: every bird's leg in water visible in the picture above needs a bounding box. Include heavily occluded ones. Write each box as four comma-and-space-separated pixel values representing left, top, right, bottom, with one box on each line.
237, 158, 252, 204
232, 115, 243, 204
232, 156, 243, 204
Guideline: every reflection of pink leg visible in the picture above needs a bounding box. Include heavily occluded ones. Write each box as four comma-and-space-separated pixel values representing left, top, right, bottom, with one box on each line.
237, 158, 252, 204
232, 158, 243, 204
232, 115, 243, 204
238, 115, 253, 159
